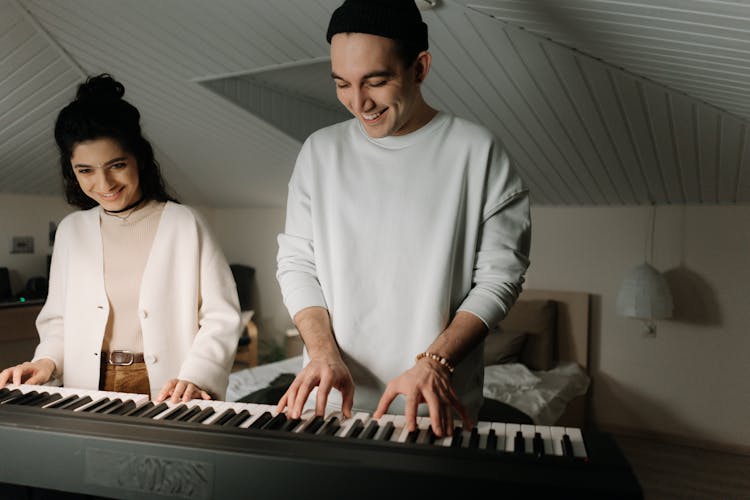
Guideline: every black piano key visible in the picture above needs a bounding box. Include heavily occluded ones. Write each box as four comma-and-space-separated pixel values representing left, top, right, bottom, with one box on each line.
514, 431, 525, 454
0, 389, 22, 403
562, 434, 575, 458
123, 401, 154, 417
342, 419, 364, 439
30, 393, 63, 407
0, 387, 9, 397
303, 415, 325, 434
59, 395, 93, 411
44, 394, 79, 409
4, 390, 40, 405
358, 420, 379, 440
159, 404, 190, 421
426, 426, 437, 445
140, 402, 169, 418
260, 412, 287, 430
318, 417, 340, 436
373, 421, 394, 441
105, 400, 137, 416
406, 429, 420, 443
224, 410, 251, 427
248, 411, 273, 429
186, 406, 215, 423
176, 405, 202, 421
450, 427, 463, 448
93, 399, 123, 414
16, 392, 51, 406
211, 409, 237, 426
486, 429, 498, 451
533, 432, 545, 458
416, 427, 434, 445
81, 398, 112, 413
468, 428, 480, 449
279, 417, 302, 432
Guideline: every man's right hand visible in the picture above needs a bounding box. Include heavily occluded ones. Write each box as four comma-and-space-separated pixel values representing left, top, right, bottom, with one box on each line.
276, 355, 355, 419
0, 359, 56, 388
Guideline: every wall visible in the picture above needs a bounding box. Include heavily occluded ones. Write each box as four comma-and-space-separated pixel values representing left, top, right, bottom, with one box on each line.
212, 204, 750, 450
0, 194, 74, 295
207, 207, 289, 355
526, 205, 750, 450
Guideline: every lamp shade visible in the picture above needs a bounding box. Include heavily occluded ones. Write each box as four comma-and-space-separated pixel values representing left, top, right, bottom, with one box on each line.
615, 263, 673, 320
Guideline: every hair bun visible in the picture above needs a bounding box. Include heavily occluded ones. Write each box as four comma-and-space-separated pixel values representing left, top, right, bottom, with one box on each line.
76, 73, 124, 102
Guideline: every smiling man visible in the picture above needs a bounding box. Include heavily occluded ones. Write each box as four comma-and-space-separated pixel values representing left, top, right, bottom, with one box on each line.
275, 0, 532, 437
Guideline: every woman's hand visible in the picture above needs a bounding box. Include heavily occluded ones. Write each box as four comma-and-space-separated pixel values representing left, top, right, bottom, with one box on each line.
0, 359, 56, 388
155, 379, 212, 403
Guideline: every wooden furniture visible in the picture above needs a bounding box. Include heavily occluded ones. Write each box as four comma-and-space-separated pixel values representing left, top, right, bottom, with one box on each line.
233, 317, 258, 371
0, 301, 43, 369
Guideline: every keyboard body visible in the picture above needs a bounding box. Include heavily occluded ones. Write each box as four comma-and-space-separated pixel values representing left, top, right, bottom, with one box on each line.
0, 384, 643, 499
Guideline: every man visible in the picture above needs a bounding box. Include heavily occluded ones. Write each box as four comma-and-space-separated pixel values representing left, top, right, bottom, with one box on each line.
276, 0, 530, 437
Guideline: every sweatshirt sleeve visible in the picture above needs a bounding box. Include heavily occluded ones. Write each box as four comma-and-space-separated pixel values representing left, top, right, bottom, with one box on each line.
276, 140, 328, 318
456, 142, 532, 328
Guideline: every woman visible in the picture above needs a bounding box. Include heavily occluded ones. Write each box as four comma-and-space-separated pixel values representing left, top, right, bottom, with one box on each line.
0, 74, 242, 403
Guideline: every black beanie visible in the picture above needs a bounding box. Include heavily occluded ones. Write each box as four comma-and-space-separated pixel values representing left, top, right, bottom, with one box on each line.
326, 0, 428, 51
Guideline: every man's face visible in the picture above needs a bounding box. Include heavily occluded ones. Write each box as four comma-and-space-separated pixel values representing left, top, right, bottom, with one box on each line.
331, 32, 423, 138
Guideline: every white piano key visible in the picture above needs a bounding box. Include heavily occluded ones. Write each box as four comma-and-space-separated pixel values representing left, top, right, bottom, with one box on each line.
490, 422, 506, 452
565, 427, 588, 458
460, 427, 473, 449
505, 423, 521, 453
201, 402, 235, 424
550, 426, 566, 456
336, 411, 370, 438
392, 415, 411, 443
476, 421, 492, 449
293, 409, 321, 433
521, 424, 536, 454
536, 425, 554, 456
372, 414, 395, 441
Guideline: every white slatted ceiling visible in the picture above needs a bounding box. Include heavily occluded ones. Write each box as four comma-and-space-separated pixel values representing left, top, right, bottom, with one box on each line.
1, 0, 748, 206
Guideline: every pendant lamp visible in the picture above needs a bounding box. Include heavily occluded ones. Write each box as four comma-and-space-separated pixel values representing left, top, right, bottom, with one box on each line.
615, 206, 673, 335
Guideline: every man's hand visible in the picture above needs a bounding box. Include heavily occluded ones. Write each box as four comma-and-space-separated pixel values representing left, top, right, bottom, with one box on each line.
373, 357, 473, 438
276, 355, 355, 419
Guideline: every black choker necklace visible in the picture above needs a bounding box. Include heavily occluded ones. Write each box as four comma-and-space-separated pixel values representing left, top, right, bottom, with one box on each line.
103, 197, 144, 214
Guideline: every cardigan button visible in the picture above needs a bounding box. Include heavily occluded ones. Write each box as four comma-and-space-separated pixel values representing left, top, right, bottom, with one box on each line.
141, 310, 148, 319
145, 355, 157, 364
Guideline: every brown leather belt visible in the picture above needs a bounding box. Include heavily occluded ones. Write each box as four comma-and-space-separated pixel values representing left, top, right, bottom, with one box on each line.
103, 350, 145, 366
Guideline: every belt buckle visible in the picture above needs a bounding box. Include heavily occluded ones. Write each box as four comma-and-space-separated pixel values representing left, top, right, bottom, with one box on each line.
109, 350, 135, 366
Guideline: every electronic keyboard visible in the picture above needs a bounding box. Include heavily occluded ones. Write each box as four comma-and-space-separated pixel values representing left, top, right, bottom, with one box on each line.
0, 384, 643, 499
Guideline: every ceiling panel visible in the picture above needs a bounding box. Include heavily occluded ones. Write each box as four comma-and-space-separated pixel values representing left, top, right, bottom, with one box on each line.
1, 0, 748, 207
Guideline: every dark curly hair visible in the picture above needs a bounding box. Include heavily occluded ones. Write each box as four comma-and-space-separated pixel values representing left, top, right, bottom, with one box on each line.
54, 73, 177, 209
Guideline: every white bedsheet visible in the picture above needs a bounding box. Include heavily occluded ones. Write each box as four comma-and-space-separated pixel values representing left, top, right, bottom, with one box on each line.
227, 356, 589, 426
483, 361, 590, 425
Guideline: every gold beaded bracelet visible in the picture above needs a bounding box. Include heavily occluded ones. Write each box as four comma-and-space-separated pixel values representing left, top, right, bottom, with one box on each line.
415, 351, 455, 373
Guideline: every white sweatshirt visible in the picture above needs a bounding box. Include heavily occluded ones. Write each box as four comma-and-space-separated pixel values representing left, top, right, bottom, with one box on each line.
277, 112, 531, 418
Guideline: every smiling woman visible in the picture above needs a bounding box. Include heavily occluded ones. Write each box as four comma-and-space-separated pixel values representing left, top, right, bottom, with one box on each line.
0, 74, 243, 404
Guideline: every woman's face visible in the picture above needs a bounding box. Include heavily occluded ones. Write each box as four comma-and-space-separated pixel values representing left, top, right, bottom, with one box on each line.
70, 137, 142, 211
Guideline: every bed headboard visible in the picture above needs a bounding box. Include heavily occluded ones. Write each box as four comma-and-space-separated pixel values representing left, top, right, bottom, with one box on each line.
517, 289, 591, 371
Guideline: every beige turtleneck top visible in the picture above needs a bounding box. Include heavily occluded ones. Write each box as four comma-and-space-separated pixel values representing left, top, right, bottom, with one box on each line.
99, 200, 165, 353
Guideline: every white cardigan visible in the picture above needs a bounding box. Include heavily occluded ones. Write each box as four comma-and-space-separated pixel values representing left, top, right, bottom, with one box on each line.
33, 202, 242, 400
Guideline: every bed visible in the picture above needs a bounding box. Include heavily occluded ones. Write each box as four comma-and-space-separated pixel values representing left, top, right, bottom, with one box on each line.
227, 289, 591, 428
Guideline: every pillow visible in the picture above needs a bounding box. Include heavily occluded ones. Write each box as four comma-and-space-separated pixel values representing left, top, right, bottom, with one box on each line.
499, 299, 558, 370
482, 328, 527, 366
